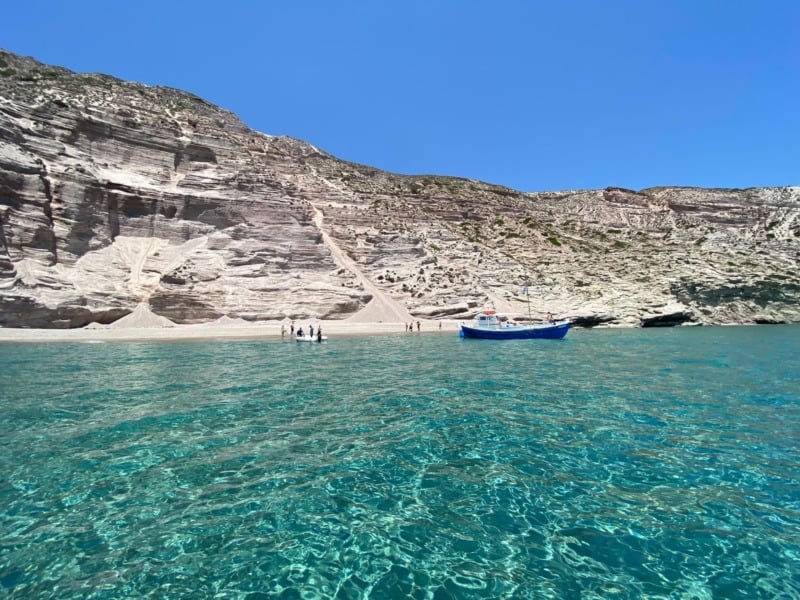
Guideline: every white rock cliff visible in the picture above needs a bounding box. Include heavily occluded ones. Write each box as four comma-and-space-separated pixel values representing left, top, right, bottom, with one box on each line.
1, 50, 798, 328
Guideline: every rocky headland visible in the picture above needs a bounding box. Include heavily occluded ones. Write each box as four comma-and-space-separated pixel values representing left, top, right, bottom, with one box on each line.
1, 49, 799, 329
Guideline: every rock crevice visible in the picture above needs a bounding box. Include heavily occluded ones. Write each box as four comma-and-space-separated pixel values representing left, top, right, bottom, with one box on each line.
1, 49, 798, 328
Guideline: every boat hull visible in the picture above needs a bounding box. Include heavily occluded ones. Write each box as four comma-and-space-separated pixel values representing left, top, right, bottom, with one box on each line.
459, 320, 570, 340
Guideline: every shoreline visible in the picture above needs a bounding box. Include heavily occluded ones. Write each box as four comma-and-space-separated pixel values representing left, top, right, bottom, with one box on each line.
0, 319, 463, 344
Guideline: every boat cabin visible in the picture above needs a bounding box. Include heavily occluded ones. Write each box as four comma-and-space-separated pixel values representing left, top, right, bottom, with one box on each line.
475, 309, 501, 328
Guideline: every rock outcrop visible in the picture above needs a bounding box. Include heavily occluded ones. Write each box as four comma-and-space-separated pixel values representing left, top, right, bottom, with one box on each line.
1, 50, 799, 328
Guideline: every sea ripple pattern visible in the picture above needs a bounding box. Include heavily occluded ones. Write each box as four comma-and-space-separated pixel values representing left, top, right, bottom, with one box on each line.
1, 326, 799, 598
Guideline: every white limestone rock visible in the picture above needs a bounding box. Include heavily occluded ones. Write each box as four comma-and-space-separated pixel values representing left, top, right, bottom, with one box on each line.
1, 50, 799, 328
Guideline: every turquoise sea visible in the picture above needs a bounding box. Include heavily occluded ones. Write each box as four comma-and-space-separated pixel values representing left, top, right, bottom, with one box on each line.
1, 326, 799, 599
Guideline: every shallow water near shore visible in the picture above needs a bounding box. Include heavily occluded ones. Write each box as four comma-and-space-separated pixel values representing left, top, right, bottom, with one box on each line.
1, 326, 799, 598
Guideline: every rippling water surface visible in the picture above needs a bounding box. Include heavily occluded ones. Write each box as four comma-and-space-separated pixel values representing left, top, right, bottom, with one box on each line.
1, 326, 799, 598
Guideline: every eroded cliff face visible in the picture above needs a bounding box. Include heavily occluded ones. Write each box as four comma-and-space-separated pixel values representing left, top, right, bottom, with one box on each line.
1, 49, 799, 328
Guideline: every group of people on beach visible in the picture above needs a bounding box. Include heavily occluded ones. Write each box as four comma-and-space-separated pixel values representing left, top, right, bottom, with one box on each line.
278, 318, 449, 339
281, 320, 323, 341
405, 321, 421, 333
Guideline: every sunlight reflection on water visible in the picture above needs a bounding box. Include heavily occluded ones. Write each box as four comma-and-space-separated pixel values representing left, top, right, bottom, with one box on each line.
1, 326, 798, 598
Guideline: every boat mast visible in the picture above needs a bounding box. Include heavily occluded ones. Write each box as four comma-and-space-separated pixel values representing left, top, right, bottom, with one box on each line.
524, 273, 532, 324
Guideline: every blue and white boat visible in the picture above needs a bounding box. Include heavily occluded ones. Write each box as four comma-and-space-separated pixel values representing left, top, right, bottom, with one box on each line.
459, 309, 570, 340
296, 334, 327, 342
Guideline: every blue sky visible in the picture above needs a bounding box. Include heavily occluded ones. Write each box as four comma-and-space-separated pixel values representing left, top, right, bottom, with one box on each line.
2, 1, 798, 191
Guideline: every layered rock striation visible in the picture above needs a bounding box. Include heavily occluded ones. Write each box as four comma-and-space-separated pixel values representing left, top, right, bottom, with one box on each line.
1, 50, 799, 328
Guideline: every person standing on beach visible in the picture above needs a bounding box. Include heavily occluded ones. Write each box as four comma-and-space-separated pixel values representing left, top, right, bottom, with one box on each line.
416, 320, 420, 332
281, 324, 286, 339
290, 321, 295, 336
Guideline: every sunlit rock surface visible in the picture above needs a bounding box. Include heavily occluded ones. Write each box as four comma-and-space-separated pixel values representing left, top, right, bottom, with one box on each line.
1, 49, 799, 328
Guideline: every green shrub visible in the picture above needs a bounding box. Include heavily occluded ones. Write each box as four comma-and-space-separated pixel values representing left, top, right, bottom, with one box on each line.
547, 236, 561, 246
35, 68, 59, 78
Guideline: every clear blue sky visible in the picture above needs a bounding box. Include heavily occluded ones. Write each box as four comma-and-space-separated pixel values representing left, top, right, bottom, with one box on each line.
2, 1, 798, 191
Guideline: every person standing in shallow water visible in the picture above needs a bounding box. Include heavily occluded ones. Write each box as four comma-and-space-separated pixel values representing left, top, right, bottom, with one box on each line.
290, 321, 295, 336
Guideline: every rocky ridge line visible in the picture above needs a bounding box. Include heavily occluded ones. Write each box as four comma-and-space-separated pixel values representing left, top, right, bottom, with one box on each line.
1, 49, 798, 328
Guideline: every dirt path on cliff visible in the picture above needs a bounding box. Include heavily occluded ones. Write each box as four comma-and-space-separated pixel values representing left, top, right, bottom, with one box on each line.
115, 236, 158, 298
309, 205, 412, 322
113, 235, 205, 303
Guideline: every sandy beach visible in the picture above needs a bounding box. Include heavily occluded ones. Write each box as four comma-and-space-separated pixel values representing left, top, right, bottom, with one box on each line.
0, 304, 462, 344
